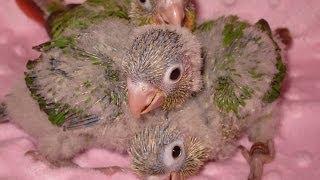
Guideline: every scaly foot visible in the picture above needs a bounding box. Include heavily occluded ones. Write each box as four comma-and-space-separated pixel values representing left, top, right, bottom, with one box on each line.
239, 140, 275, 180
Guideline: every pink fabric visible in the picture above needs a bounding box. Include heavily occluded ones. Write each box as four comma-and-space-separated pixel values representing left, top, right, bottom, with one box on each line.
0, 0, 319, 179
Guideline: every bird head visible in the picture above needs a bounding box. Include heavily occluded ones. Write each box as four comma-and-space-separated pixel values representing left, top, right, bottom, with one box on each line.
124, 25, 202, 118
129, 0, 196, 29
129, 122, 209, 179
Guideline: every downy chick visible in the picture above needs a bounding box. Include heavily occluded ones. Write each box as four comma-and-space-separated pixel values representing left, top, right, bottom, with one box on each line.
2, 23, 201, 176
126, 16, 290, 179
130, 97, 277, 180
16, 0, 196, 39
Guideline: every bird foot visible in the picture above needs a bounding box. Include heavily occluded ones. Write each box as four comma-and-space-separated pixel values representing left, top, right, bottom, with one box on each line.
239, 140, 275, 180
25, 150, 78, 168
95, 166, 130, 176
25, 150, 54, 167
25, 150, 47, 162
0, 119, 9, 123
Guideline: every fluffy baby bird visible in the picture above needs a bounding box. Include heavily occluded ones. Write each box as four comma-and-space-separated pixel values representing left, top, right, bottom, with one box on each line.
2, 20, 201, 177
17, 0, 196, 39
126, 16, 289, 179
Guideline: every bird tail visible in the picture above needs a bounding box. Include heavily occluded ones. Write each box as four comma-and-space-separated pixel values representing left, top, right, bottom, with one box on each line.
15, 0, 66, 25
254, 19, 293, 50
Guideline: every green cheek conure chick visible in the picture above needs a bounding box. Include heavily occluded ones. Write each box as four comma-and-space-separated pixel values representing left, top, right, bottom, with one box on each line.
2, 22, 201, 176
17, 0, 196, 40
4, 19, 136, 169
126, 16, 290, 179
130, 97, 276, 180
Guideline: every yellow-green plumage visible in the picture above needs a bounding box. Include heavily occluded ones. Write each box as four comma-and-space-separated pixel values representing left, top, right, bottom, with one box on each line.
49, 0, 131, 39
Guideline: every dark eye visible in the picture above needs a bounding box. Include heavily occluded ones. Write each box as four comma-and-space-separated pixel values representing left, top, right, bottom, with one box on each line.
170, 68, 181, 81
139, 0, 146, 3
172, 145, 181, 158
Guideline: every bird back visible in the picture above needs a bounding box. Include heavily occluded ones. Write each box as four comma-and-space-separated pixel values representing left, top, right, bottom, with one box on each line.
195, 16, 286, 122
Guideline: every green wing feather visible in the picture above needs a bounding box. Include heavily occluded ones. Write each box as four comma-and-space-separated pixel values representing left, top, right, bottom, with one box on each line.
26, 18, 131, 129
48, 0, 131, 39
196, 16, 286, 118
26, 47, 126, 130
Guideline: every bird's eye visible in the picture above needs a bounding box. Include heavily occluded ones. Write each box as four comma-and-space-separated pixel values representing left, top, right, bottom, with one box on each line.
170, 68, 181, 81
164, 65, 183, 84
138, 0, 152, 11
163, 140, 185, 170
172, 145, 181, 158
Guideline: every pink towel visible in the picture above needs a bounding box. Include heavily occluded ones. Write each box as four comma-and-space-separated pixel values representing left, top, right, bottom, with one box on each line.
0, 0, 319, 179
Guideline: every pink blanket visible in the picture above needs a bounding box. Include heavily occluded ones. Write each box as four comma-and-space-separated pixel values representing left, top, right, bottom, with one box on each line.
0, 0, 319, 179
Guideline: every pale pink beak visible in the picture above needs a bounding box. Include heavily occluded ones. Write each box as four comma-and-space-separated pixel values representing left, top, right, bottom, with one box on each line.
157, 0, 186, 26
127, 78, 165, 119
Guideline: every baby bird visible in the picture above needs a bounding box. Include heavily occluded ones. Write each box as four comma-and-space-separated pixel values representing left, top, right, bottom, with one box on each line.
126, 16, 290, 179
2, 21, 201, 176
16, 0, 196, 39
130, 97, 276, 180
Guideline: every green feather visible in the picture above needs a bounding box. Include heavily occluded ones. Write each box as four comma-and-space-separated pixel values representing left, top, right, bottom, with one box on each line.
25, 62, 85, 126
248, 67, 265, 79
222, 17, 247, 47
214, 76, 254, 115
49, 0, 130, 39
262, 56, 287, 103
196, 20, 214, 32
46, 1, 64, 14
255, 19, 272, 36
33, 36, 75, 52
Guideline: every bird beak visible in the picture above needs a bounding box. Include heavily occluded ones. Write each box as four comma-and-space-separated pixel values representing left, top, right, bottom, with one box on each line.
127, 78, 165, 119
156, 0, 186, 26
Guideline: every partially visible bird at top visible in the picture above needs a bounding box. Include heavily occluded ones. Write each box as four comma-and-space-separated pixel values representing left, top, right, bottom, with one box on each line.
129, 0, 196, 29
15, 0, 197, 38
125, 16, 291, 179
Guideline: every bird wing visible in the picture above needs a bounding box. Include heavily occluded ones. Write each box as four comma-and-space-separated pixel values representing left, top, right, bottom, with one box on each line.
27, 19, 133, 130
195, 16, 286, 119
48, 0, 131, 39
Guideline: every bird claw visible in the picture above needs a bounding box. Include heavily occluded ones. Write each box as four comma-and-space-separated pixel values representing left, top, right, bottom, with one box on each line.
239, 140, 275, 180
25, 150, 57, 168
25, 150, 78, 168
95, 166, 129, 176
25, 150, 47, 162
